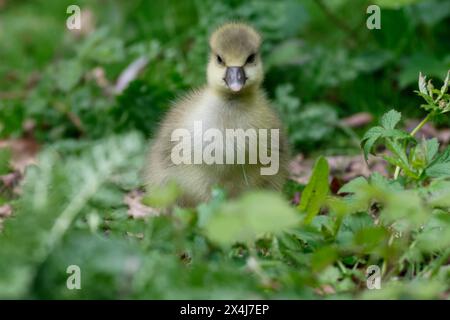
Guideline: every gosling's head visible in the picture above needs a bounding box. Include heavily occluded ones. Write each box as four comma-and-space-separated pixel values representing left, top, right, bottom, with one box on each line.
207, 23, 263, 95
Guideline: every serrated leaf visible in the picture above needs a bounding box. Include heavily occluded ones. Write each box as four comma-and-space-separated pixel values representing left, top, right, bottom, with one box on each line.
426, 146, 450, 178
361, 126, 384, 160
427, 80, 434, 98
419, 72, 428, 95
370, 172, 403, 191
385, 139, 409, 167
426, 163, 450, 178
383, 155, 418, 179
298, 156, 329, 224
362, 136, 378, 161
383, 129, 411, 140
424, 138, 439, 163
338, 177, 368, 194
381, 109, 402, 130
416, 91, 435, 105
426, 180, 450, 207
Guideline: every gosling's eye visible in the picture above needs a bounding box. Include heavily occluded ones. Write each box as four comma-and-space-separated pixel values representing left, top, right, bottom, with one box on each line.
246, 53, 256, 64
216, 55, 225, 65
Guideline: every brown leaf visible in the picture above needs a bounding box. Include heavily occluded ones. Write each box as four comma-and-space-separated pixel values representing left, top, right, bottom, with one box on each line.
289, 154, 314, 185
0, 204, 12, 218
437, 129, 450, 145
1, 171, 21, 188
291, 192, 300, 206
315, 284, 336, 296
0, 137, 39, 173
114, 57, 149, 94
124, 189, 160, 219
289, 154, 388, 185
341, 112, 373, 128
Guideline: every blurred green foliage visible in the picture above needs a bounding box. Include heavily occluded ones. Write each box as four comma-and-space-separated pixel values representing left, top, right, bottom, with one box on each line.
0, 0, 449, 299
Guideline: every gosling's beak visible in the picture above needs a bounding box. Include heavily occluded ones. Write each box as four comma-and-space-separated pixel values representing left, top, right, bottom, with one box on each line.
224, 67, 246, 92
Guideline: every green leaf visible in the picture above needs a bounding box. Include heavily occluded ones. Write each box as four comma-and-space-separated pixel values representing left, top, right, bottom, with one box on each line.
426, 180, 450, 208
142, 180, 181, 208
370, 172, 403, 191
382, 129, 411, 140
385, 139, 409, 168
382, 190, 429, 230
298, 156, 329, 224
0, 148, 12, 175
338, 177, 368, 195
0, 132, 145, 297
425, 163, 450, 178
383, 154, 418, 179
196, 188, 227, 228
55, 59, 83, 92
311, 246, 338, 272
374, 0, 421, 9
427, 80, 434, 98
204, 191, 300, 246
419, 72, 428, 95
361, 126, 384, 160
424, 138, 439, 163
353, 226, 389, 252
381, 109, 401, 130
426, 146, 450, 178
361, 110, 411, 161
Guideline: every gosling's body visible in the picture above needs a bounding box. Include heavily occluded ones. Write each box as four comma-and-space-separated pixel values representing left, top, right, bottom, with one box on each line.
145, 23, 288, 206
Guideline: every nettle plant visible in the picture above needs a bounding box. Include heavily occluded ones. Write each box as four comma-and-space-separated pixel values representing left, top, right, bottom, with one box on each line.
196, 73, 450, 298
361, 70, 450, 183
326, 71, 450, 292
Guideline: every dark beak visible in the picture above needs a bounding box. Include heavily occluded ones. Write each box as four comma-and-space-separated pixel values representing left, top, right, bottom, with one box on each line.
224, 67, 246, 92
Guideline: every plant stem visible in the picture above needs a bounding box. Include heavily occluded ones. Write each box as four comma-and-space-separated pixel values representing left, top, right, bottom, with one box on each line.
393, 113, 433, 180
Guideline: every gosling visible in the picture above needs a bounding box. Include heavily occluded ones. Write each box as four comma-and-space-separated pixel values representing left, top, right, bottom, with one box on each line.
145, 22, 288, 207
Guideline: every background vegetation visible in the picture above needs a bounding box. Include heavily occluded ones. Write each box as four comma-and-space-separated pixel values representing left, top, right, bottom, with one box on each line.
0, 0, 449, 299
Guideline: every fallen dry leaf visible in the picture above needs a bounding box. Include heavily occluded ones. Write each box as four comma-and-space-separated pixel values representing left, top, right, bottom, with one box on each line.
0, 204, 12, 229
314, 284, 336, 296
289, 154, 388, 185
341, 112, 373, 128
124, 189, 160, 219
114, 56, 149, 94
0, 171, 21, 188
437, 128, 450, 145
288, 154, 315, 185
0, 137, 39, 173
291, 192, 300, 206
0, 204, 12, 218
